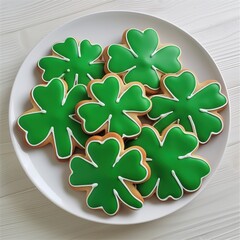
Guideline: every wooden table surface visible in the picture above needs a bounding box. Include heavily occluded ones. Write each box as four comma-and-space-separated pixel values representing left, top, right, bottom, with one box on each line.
1, 1, 239, 239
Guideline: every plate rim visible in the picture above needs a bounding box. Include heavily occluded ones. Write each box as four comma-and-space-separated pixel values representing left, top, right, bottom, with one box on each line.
8, 10, 231, 225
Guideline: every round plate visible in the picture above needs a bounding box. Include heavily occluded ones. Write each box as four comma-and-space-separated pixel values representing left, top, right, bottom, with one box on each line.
9, 11, 230, 225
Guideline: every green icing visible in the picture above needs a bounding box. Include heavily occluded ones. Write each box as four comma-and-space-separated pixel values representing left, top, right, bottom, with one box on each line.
107, 28, 181, 91
69, 135, 148, 215
18, 79, 89, 159
148, 71, 228, 143
77, 74, 151, 137
127, 125, 211, 200
38, 37, 104, 89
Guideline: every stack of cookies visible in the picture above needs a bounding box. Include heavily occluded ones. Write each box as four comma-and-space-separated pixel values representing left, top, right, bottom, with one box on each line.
18, 28, 228, 216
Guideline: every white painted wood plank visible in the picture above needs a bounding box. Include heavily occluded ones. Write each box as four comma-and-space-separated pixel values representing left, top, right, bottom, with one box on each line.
0, 2, 238, 88
0, 0, 239, 239
1, 144, 239, 239
0, 0, 113, 34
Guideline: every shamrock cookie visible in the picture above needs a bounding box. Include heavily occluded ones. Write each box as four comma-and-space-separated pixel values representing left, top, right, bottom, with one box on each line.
69, 133, 150, 215
104, 28, 181, 93
76, 74, 152, 138
148, 70, 228, 144
127, 125, 211, 200
38, 37, 105, 89
18, 79, 89, 160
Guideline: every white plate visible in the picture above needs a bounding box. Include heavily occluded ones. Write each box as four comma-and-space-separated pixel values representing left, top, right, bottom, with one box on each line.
9, 11, 230, 225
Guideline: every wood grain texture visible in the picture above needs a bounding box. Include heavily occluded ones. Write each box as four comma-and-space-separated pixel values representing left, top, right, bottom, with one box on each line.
0, 0, 239, 239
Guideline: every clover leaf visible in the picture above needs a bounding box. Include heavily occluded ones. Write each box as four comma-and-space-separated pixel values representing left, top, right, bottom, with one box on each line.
76, 74, 151, 138
69, 133, 149, 215
106, 28, 181, 92
18, 79, 89, 159
38, 37, 104, 89
148, 71, 228, 143
127, 125, 210, 200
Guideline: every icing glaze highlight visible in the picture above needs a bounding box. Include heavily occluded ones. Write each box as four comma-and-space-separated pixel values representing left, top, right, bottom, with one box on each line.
127, 125, 211, 200
38, 37, 104, 89
76, 74, 152, 138
18, 78, 89, 159
106, 28, 181, 92
148, 71, 228, 143
69, 133, 149, 215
